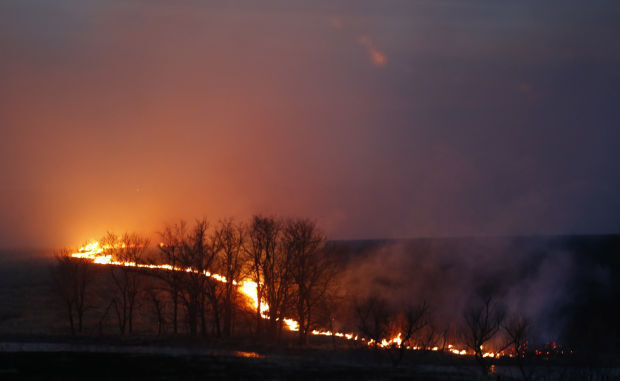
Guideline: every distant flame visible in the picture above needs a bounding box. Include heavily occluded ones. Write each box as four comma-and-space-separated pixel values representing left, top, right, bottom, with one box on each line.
70, 240, 504, 357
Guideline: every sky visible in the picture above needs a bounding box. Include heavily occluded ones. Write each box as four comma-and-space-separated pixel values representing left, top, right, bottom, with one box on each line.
1, 0, 620, 248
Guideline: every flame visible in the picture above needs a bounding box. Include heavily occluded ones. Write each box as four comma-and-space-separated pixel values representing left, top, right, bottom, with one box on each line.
70, 240, 506, 357
238, 280, 269, 315
283, 318, 299, 331
392, 333, 402, 346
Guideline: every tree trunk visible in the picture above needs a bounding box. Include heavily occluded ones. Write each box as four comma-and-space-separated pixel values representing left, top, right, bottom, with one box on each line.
212, 306, 221, 337
255, 286, 262, 335
77, 307, 83, 333
297, 303, 305, 345
200, 295, 206, 337
172, 290, 178, 335
67, 302, 75, 336
128, 301, 134, 334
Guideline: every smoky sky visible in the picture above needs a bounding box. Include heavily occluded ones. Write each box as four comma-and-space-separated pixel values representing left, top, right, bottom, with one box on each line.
1, 0, 620, 248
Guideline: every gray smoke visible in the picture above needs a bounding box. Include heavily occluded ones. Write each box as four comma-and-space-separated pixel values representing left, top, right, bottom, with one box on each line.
336, 237, 582, 344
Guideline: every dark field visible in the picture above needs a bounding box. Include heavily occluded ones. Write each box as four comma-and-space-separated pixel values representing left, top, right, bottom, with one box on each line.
0, 351, 483, 381
2, 236, 620, 380
1, 344, 618, 381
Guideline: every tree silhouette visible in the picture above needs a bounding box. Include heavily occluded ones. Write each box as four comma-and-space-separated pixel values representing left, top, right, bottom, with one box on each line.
355, 295, 391, 348
245, 215, 285, 336
212, 219, 246, 337
463, 296, 505, 375
50, 249, 94, 335
285, 218, 337, 344
504, 315, 532, 381
387, 301, 430, 365
101, 231, 149, 335
177, 219, 214, 337
157, 221, 187, 335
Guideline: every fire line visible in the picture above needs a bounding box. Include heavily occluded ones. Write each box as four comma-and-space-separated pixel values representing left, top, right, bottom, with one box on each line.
71, 241, 502, 357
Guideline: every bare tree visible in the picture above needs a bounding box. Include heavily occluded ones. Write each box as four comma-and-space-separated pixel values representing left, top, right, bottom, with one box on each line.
203, 271, 224, 337
50, 249, 94, 335
504, 316, 532, 381
284, 218, 337, 344
146, 280, 167, 335
463, 296, 505, 375
355, 295, 391, 348
387, 302, 430, 365
245, 215, 286, 336
263, 224, 293, 338
212, 219, 246, 337
177, 219, 214, 337
158, 221, 187, 335
314, 287, 343, 347
102, 231, 149, 335
416, 324, 441, 351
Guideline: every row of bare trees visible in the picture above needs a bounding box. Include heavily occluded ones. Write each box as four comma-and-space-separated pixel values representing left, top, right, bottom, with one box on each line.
50, 216, 339, 344
50, 216, 542, 377
52, 222, 602, 380
153, 216, 340, 342
50, 232, 151, 336
50, 253, 92, 335
351, 293, 533, 376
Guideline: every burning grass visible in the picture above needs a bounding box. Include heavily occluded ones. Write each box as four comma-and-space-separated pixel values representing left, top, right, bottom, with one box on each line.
69, 240, 487, 357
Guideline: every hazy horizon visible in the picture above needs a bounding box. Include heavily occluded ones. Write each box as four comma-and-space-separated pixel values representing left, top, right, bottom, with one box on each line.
1, 232, 618, 252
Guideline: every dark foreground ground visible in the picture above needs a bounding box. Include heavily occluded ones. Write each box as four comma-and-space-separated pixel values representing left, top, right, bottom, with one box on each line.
0, 351, 465, 381
1, 339, 619, 381
0, 338, 480, 381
